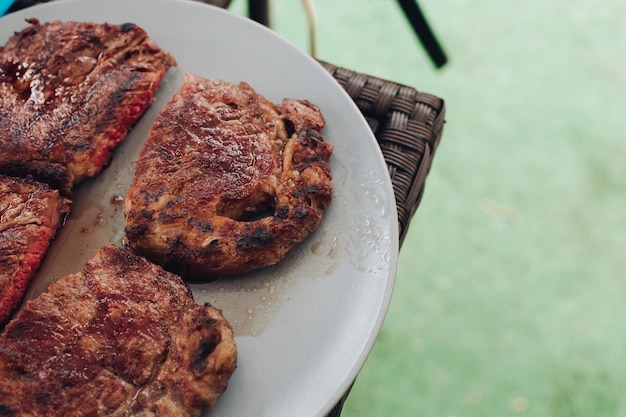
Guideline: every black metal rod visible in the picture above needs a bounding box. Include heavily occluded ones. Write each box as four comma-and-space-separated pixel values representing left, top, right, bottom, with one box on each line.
396, 0, 448, 68
248, 0, 269, 26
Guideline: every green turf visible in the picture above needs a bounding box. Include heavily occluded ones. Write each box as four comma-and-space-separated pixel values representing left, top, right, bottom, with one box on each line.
230, 1, 626, 415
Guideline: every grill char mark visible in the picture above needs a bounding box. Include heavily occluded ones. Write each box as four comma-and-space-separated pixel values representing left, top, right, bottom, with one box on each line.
0, 19, 176, 195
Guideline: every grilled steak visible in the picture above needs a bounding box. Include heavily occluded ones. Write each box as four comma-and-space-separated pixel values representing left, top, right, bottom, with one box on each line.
0, 244, 237, 417
0, 19, 176, 195
0, 174, 70, 327
124, 74, 333, 279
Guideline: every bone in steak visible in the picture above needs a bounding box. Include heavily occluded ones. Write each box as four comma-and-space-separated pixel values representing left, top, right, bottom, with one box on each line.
0, 244, 237, 417
124, 74, 333, 279
0, 174, 70, 327
0, 19, 176, 195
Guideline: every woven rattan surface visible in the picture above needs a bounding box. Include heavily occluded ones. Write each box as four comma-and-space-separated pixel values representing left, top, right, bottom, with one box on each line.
321, 61, 445, 244
319, 62, 445, 417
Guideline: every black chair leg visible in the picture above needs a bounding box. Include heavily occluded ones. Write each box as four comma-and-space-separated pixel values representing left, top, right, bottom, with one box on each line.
248, 0, 269, 26
396, 0, 448, 68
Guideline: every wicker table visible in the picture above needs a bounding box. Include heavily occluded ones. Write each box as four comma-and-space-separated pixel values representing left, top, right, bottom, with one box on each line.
4, 2, 446, 415
320, 61, 445, 245
317, 61, 445, 416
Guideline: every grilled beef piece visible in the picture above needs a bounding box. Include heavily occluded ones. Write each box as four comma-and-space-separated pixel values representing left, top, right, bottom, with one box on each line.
0, 244, 237, 417
0, 19, 176, 195
0, 174, 70, 327
124, 74, 333, 279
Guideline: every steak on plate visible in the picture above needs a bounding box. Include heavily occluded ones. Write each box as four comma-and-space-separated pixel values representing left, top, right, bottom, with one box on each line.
0, 19, 176, 195
0, 174, 70, 327
124, 74, 333, 279
0, 244, 237, 417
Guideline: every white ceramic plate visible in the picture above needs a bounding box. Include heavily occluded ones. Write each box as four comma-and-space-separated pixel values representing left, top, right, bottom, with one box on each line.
0, 1, 399, 416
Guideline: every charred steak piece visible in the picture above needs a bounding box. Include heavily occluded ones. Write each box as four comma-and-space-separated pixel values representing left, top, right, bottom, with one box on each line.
0, 174, 70, 327
124, 74, 333, 279
0, 244, 237, 417
0, 19, 176, 195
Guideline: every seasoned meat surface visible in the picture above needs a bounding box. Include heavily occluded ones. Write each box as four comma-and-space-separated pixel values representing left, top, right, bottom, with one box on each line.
0, 19, 176, 194
0, 174, 70, 327
0, 245, 237, 417
124, 74, 333, 279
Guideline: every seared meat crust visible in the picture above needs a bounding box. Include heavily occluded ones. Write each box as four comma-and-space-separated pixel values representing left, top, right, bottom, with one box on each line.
0, 174, 70, 327
0, 245, 237, 417
0, 19, 176, 194
124, 74, 333, 279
